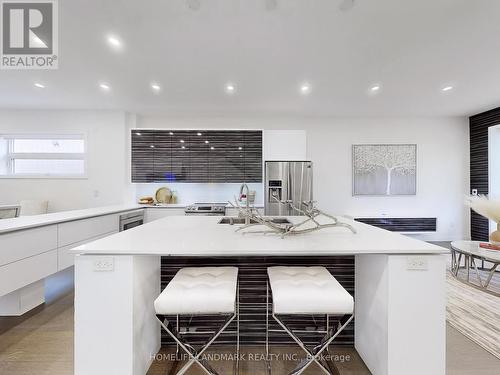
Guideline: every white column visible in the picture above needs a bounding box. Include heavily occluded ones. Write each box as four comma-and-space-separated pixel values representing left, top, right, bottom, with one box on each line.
355, 254, 446, 375
74, 254, 160, 375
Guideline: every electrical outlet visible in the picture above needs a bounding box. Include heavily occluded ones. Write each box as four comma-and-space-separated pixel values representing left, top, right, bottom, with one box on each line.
93, 257, 114, 272
406, 256, 428, 271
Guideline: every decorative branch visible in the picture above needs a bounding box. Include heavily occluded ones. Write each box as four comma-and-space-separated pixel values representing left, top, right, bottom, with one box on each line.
228, 197, 356, 238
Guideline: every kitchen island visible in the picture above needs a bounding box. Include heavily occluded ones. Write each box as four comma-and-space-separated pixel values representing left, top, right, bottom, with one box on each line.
72, 215, 448, 375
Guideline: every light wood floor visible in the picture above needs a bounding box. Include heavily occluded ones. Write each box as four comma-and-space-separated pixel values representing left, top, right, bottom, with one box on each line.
147, 346, 369, 375
0, 270, 499, 374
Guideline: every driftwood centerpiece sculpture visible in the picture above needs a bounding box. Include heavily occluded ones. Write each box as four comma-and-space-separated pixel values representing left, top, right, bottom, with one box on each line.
229, 197, 356, 238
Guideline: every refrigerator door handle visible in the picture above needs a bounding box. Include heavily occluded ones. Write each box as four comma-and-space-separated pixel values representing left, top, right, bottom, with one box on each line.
288, 164, 293, 213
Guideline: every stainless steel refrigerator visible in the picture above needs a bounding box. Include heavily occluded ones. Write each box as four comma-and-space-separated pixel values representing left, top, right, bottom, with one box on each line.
264, 161, 313, 216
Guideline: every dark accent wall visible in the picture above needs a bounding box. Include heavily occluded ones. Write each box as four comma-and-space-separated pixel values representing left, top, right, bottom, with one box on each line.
354, 217, 437, 232
131, 130, 262, 183
160, 256, 355, 347
469, 107, 500, 241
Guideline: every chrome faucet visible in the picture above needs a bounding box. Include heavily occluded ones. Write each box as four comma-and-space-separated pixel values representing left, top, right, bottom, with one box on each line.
239, 183, 250, 224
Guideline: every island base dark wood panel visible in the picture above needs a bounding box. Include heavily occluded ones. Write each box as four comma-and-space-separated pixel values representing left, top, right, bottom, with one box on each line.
160, 256, 355, 347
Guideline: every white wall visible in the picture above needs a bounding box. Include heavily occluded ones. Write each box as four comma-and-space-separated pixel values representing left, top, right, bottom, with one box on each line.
138, 115, 469, 241
0, 110, 130, 212
135, 182, 264, 206
309, 117, 469, 241
0, 111, 469, 240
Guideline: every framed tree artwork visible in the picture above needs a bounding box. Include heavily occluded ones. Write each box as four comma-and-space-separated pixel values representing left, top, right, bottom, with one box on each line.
352, 144, 417, 196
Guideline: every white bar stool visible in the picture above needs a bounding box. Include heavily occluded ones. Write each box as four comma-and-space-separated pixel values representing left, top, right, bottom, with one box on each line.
267, 266, 354, 375
154, 266, 239, 375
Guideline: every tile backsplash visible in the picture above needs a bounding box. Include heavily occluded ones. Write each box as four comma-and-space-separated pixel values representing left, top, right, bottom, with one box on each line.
135, 182, 264, 205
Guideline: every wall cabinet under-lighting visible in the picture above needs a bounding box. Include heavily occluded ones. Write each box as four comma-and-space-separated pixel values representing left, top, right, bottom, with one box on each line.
131, 130, 262, 183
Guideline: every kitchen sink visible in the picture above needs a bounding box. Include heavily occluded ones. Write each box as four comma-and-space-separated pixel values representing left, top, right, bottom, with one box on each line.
218, 217, 292, 225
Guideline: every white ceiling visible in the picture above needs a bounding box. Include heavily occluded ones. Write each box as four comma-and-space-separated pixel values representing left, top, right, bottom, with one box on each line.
1, 0, 500, 117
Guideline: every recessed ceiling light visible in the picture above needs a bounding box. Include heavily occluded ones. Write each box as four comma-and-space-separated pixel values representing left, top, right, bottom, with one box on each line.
205, 140, 209, 144
99, 83, 110, 91
180, 139, 185, 143
150, 145, 155, 148
300, 83, 312, 95
367, 83, 382, 95
169, 132, 174, 135
197, 132, 202, 136
181, 146, 186, 149
34, 82, 45, 89
238, 146, 243, 150
107, 35, 122, 49
210, 146, 215, 150
151, 83, 161, 92
442, 86, 454, 92
225, 83, 236, 95
136, 132, 142, 136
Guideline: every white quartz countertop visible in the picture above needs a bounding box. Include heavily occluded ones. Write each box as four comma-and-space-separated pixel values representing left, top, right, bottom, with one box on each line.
142, 203, 264, 209
140, 203, 186, 208
0, 204, 143, 234
73, 215, 448, 256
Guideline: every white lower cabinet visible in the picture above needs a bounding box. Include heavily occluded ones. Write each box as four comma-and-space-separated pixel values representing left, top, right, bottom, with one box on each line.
0, 209, 141, 315
0, 249, 58, 297
57, 230, 118, 271
0, 225, 57, 267
58, 214, 119, 247
145, 208, 185, 222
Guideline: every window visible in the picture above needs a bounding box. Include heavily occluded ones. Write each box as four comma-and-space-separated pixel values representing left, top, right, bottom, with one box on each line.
0, 134, 86, 178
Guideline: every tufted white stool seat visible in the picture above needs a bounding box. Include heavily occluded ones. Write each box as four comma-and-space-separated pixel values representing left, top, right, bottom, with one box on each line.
268, 266, 353, 315
267, 266, 354, 374
155, 267, 240, 375
154, 266, 238, 315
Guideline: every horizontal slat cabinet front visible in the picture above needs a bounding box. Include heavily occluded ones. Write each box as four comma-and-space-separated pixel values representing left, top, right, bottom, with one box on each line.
0, 225, 57, 267
58, 214, 119, 247
0, 250, 58, 297
131, 129, 263, 183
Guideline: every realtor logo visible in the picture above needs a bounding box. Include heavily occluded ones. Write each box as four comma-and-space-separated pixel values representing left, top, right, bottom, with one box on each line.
1, 0, 58, 69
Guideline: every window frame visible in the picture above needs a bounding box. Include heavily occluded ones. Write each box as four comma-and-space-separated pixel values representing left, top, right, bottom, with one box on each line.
0, 133, 88, 179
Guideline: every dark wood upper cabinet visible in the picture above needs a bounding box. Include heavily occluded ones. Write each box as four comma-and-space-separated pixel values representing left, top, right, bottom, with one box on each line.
131, 130, 156, 183
131, 130, 262, 183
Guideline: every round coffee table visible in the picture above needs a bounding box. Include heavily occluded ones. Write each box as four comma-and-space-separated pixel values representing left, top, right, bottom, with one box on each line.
450, 241, 500, 294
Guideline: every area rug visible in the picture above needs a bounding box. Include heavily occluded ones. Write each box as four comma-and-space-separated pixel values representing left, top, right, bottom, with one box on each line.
446, 271, 500, 359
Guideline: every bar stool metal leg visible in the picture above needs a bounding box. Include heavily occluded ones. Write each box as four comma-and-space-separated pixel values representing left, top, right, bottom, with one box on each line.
265, 281, 272, 374
157, 313, 236, 375
267, 266, 354, 375
154, 267, 239, 375
234, 282, 240, 375
272, 311, 353, 375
